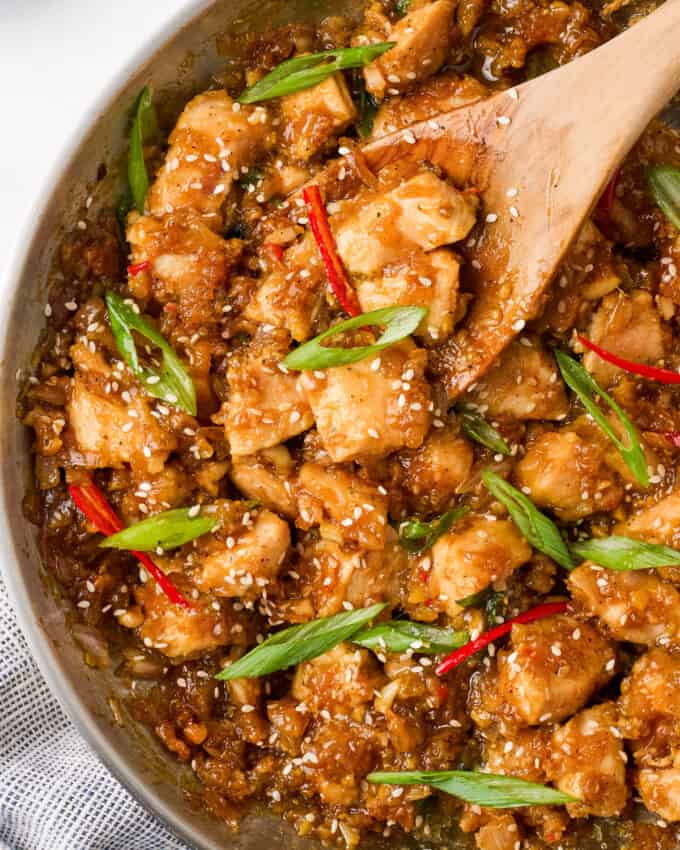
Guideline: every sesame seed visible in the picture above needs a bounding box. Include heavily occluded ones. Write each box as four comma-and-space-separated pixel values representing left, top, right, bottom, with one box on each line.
486, 213, 498, 223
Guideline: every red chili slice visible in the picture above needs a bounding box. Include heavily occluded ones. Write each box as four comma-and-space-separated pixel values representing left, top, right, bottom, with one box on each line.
435, 601, 569, 676
127, 260, 151, 276
664, 432, 680, 448
69, 476, 192, 609
303, 184, 361, 318
264, 242, 284, 263
578, 335, 680, 384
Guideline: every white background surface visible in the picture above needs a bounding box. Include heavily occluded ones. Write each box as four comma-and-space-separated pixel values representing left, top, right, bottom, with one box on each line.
0, 0, 191, 286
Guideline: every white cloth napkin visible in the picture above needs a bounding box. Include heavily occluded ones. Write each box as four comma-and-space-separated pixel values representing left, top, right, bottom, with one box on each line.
0, 571, 190, 850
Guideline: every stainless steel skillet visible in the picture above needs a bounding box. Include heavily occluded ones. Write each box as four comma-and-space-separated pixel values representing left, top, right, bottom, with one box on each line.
0, 0, 662, 847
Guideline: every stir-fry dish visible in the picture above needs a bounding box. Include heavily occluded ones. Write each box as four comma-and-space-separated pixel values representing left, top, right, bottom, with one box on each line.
19, 0, 680, 847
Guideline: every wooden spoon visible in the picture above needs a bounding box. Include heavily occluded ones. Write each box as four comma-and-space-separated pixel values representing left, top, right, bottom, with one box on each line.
319, 0, 680, 399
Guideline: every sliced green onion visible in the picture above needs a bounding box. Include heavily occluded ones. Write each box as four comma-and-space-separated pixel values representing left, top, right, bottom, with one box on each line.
395, 0, 412, 15
282, 306, 427, 371
352, 620, 468, 655
100, 507, 217, 552
482, 469, 575, 569
555, 351, 648, 487
398, 506, 469, 554
367, 770, 576, 808
570, 535, 680, 571
457, 404, 511, 456
646, 165, 680, 229
238, 43, 395, 104
128, 86, 158, 214
215, 603, 386, 680
105, 291, 197, 415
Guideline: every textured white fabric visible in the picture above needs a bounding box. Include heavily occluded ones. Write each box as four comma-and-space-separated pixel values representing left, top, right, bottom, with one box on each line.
0, 570, 190, 850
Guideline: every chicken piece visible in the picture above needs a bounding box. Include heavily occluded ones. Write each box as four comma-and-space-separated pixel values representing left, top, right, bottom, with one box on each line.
120, 463, 194, 522
473, 616, 616, 728
619, 649, 680, 820
229, 446, 296, 518
637, 768, 680, 822
217, 330, 314, 455
292, 644, 386, 719
483, 727, 551, 783
299, 341, 431, 462
547, 703, 628, 818
244, 232, 325, 342
148, 91, 271, 224
359, 1, 455, 100
397, 426, 474, 513
133, 579, 248, 659
425, 516, 531, 618
67, 375, 177, 476
618, 488, 680, 549
583, 289, 667, 387
267, 697, 310, 756
465, 338, 569, 421
537, 220, 621, 336
126, 210, 235, 330
190, 508, 291, 601
298, 534, 403, 618
618, 648, 680, 742
280, 73, 357, 161
514, 429, 623, 521
299, 717, 382, 807
473, 814, 524, 850
371, 72, 488, 138
356, 249, 461, 343
335, 172, 477, 275
296, 462, 389, 550
569, 564, 680, 647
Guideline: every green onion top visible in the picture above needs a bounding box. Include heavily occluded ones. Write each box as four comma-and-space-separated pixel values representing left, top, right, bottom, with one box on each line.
282, 306, 426, 371
647, 164, 680, 230
367, 770, 576, 808
106, 292, 197, 415
128, 86, 158, 214
100, 506, 217, 552
216, 603, 386, 680
570, 535, 680, 571
483, 469, 576, 569
239, 43, 395, 104
555, 350, 648, 487
352, 620, 469, 655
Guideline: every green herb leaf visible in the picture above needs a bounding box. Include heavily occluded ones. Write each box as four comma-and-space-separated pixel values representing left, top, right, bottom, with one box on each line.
128, 86, 158, 214
239, 43, 395, 104
367, 770, 576, 808
238, 168, 264, 189
352, 620, 469, 655
555, 351, 649, 487
399, 506, 469, 554
482, 469, 575, 569
105, 291, 197, 415
357, 81, 379, 138
395, 0, 412, 15
570, 535, 680, 571
282, 306, 427, 371
216, 603, 387, 680
457, 404, 511, 456
647, 165, 680, 230
457, 589, 489, 608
